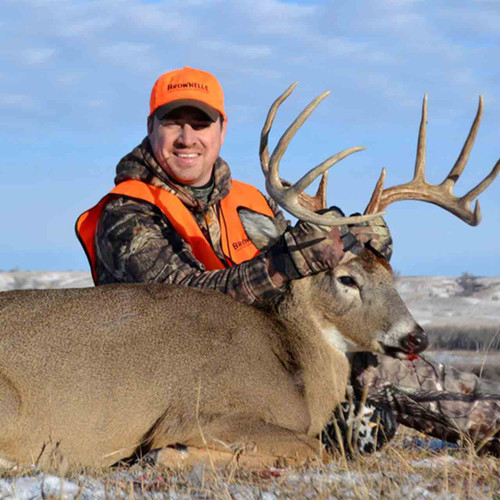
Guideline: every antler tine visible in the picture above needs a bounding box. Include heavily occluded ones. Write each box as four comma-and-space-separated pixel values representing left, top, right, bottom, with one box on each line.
363, 95, 500, 226
414, 93, 428, 183
259, 82, 327, 211
296, 170, 328, 212
287, 146, 366, 198
365, 168, 387, 214
462, 158, 500, 221
260, 82, 298, 175
260, 83, 386, 227
260, 82, 331, 212
267, 89, 331, 190
441, 95, 483, 194
269, 147, 386, 226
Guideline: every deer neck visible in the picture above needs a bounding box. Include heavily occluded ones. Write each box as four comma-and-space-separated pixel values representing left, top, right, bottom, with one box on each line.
268, 277, 350, 433
273, 276, 359, 357
271, 279, 318, 334
267, 278, 344, 356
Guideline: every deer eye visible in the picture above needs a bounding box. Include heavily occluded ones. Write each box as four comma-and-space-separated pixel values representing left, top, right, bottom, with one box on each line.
338, 276, 357, 287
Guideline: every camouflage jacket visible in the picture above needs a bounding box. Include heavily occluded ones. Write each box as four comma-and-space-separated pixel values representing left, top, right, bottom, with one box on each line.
94, 138, 293, 305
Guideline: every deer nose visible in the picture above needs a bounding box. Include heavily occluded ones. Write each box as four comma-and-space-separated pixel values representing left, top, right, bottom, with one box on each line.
401, 325, 428, 354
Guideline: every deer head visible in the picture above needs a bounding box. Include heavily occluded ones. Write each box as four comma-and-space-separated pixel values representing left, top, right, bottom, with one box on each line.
245, 83, 499, 358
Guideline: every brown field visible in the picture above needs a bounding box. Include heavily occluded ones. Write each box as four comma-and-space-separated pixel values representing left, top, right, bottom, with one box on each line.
0, 427, 498, 498
425, 323, 500, 352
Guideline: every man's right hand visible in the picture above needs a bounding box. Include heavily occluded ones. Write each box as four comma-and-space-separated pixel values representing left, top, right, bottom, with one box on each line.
266, 206, 391, 282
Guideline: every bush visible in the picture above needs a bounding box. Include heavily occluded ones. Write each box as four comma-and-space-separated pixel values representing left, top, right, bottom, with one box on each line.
455, 272, 485, 297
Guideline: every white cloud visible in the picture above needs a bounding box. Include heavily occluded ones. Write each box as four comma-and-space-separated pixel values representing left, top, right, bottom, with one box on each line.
55, 73, 84, 86
437, 6, 500, 38
364, 73, 419, 108
381, 0, 424, 6
99, 42, 159, 72
319, 37, 395, 64
5, 0, 73, 4
0, 0, 496, 115
204, 41, 272, 60
87, 99, 107, 108
238, 66, 282, 80
0, 94, 34, 109
124, 4, 191, 36
100, 41, 152, 58
58, 17, 114, 38
238, 0, 317, 35
20, 48, 56, 66
447, 68, 478, 89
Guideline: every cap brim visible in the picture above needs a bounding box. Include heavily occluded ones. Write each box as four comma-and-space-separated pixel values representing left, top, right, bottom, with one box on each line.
154, 99, 220, 122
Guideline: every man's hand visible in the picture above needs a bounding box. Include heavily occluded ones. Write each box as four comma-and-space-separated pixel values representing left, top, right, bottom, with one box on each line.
282, 220, 346, 278
330, 207, 393, 261
266, 207, 392, 284
347, 213, 393, 261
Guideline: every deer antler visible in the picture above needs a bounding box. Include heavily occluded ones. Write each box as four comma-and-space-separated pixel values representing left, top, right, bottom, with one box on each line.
365, 94, 500, 225
260, 83, 385, 226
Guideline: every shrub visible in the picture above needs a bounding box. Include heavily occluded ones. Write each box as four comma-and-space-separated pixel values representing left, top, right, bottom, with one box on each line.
455, 272, 485, 297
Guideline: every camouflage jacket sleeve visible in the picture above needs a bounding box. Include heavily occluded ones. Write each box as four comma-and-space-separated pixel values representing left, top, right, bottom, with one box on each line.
94, 195, 296, 306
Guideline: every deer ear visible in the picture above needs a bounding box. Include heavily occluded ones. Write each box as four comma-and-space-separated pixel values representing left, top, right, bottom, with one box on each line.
238, 208, 287, 251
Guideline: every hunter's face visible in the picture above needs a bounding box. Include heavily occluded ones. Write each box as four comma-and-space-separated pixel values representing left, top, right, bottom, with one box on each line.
148, 106, 227, 187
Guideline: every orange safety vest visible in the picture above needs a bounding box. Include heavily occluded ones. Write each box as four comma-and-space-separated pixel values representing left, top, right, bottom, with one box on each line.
76, 179, 275, 284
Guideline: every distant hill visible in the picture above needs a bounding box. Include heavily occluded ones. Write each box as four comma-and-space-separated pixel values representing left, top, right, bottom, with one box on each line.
1, 271, 499, 327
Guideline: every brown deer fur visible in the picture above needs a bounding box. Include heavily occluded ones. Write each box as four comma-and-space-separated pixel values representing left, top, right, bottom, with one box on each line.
0, 249, 423, 468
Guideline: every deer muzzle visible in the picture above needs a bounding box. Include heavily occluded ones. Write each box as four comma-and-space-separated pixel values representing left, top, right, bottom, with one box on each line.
380, 324, 428, 358
400, 325, 428, 354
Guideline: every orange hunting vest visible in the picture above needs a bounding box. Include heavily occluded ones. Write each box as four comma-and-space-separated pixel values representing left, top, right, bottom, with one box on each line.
76, 179, 275, 284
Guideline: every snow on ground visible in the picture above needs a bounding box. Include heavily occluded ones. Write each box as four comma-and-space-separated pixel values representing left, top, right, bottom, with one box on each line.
397, 275, 500, 326
0, 459, 495, 499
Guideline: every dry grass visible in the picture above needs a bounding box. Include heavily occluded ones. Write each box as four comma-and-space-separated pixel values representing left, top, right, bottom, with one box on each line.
0, 428, 498, 498
426, 324, 500, 351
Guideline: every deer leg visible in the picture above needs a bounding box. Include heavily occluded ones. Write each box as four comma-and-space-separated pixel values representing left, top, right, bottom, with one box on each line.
150, 415, 326, 469
152, 445, 282, 469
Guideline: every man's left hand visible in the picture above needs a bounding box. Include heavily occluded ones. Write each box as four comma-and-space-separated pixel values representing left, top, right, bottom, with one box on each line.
327, 207, 393, 261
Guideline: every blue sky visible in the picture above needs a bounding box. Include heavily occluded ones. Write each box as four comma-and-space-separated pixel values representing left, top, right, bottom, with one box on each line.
1, 0, 499, 276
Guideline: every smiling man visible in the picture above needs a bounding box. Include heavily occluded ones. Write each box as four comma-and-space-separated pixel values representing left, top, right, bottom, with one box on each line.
149, 106, 226, 187
147, 72, 228, 188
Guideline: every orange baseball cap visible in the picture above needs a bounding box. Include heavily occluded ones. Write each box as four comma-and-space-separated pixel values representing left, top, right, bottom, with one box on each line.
149, 67, 226, 122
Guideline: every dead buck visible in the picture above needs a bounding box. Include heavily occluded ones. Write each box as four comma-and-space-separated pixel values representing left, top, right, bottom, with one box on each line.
0, 85, 498, 469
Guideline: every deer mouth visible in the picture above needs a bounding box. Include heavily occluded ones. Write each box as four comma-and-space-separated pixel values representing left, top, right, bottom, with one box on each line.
380, 326, 429, 358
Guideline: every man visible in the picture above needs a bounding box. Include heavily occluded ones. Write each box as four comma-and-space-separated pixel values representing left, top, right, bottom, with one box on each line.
77, 67, 498, 456
77, 66, 383, 305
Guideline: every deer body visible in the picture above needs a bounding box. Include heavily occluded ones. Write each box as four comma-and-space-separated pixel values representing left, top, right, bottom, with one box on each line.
0, 250, 418, 467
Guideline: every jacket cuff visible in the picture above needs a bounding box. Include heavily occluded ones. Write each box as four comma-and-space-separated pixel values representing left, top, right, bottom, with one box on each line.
265, 236, 302, 285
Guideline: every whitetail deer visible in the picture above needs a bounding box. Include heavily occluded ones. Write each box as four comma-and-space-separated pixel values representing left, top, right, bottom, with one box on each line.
0, 85, 498, 469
